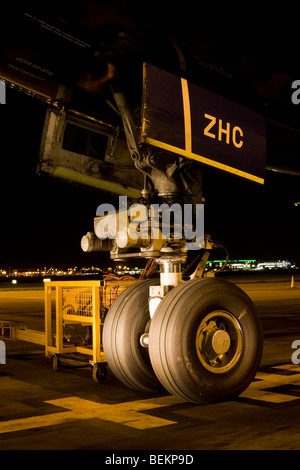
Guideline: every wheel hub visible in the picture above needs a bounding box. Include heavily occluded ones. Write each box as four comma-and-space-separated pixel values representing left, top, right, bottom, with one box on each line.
211, 329, 231, 354
195, 310, 243, 374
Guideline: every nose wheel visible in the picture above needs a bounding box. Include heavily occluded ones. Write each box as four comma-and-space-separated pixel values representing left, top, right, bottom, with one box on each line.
102, 279, 162, 392
102, 277, 263, 403
148, 278, 263, 403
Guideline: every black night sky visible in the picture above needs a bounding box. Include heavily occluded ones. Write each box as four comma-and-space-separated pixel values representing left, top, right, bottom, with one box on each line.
1, 87, 300, 270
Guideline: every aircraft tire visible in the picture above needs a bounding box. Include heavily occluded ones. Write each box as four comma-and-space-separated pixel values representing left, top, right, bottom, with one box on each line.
148, 278, 263, 404
102, 279, 162, 392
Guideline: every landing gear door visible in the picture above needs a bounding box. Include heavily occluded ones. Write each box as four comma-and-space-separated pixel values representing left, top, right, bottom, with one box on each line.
38, 107, 143, 198
141, 63, 266, 185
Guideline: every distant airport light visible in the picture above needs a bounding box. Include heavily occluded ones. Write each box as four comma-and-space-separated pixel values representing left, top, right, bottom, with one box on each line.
12, 279, 17, 284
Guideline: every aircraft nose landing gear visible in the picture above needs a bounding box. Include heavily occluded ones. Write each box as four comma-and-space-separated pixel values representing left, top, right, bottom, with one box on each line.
97, 175, 262, 403
90, 86, 263, 404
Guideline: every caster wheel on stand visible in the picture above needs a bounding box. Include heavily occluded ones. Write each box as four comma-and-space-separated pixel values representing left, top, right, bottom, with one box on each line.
92, 363, 108, 383
51, 354, 61, 371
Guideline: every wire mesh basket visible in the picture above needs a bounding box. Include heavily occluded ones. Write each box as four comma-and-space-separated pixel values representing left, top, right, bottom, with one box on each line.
60, 280, 137, 319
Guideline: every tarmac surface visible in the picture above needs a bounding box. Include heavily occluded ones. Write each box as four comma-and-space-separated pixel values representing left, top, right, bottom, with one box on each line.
0, 272, 300, 452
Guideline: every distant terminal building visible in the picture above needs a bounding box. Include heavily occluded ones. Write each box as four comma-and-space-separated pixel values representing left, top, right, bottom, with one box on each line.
206, 259, 294, 272
255, 260, 293, 270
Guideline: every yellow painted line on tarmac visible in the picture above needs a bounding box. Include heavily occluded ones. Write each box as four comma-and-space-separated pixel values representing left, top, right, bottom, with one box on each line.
0, 410, 79, 434
240, 389, 297, 403
273, 364, 300, 372
2, 365, 299, 436
0, 395, 182, 434
240, 367, 300, 403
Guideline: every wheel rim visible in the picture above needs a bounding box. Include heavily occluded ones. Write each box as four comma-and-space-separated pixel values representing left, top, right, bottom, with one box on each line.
195, 310, 243, 374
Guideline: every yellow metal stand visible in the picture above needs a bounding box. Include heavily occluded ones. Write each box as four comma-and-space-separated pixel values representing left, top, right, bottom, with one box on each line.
44, 279, 137, 380
1, 279, 137, 382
